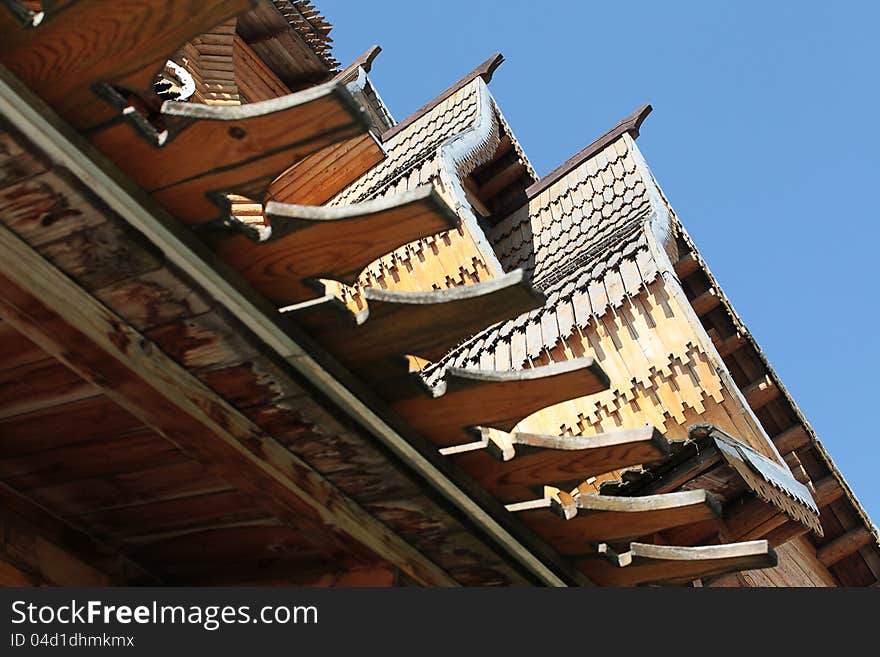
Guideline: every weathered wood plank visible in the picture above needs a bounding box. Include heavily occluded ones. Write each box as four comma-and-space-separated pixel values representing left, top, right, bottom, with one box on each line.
512, 490, 722, 553
0, 221, 455, 586
0, 482, 157, 585
215, 185, 460, 304
391, 359, 610, 447
0, 0, 253, 131
448, 425, 669, 502
578, 540, 777, 586
90, 82, 369, 223
0, 357, 99, 420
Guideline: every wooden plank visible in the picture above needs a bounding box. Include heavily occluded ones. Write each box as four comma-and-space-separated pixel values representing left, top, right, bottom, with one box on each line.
578, 540, 777, 586
0, 394, 143, 457
0, 221, 455, 586
24, 460, 229, 517
448, 426, 670, 502
391, 359, 610, 448
0, 482, 157, 585
89, 81, 369, 223
513, 490, 722, 553
817, 527, 874, 567
288, 270, 544, 367
690, 288, 721, 317
215, 185, 460, 304
631, 446, 722, 496
813, 475, 845, 508
0, 0, 253, 130
75, 490, 270, 541
268, 132, 385, 206
0, 357, 99, 420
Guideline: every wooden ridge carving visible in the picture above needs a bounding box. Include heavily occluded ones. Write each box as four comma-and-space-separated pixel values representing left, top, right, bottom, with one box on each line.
578, 540, 777, 586
215, 185, 460, 304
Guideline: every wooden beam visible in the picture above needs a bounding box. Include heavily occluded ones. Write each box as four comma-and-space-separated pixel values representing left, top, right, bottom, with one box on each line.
214, 185, 460, 305
742, 374, 780, 410
714, 332, 747, 358
578, 540, 777, 586
817, 527, 874, 567
0, 222, 456, 586
511, 490, 722, 553
673, 252, 699, 279
477, 160, 527, 200
722, 496, 788, 542
391, 359, 610, 448
288, 270, 544, 367
632, 446, 722, 496
90, 81, 369, 223
764, 519, 811, 547
0, 482, 157, 585
772, 424, 811, 455
0, 0, 253, 131
447, 426, 670, 502
813, 475, 845, 508
690, 288, 721, 317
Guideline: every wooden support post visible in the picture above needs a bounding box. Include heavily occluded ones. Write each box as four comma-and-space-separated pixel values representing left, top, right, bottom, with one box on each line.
817, 527, 874, 567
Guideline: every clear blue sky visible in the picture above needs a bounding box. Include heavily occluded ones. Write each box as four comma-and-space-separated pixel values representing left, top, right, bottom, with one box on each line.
321, 1, 880, 521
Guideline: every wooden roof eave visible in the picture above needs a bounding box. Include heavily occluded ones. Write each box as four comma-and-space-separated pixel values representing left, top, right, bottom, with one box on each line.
0, 64, 589, 587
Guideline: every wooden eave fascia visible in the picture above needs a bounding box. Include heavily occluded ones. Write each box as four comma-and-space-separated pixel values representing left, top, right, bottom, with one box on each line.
381, 52, 505, 142
0, 64, 587, 588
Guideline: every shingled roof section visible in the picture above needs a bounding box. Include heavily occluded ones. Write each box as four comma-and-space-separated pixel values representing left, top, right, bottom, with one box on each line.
426, 120, 657, 383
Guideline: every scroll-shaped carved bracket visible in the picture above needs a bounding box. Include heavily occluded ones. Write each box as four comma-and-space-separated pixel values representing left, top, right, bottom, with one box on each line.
287, 270, 544, 376
578, 540, 777, 586
391, 359, 610, 448
508, 489, 722, 555
0, 0, 253, 131
89, 80, 370, 223
443, 425, 670, 502
215, 185, 460, 304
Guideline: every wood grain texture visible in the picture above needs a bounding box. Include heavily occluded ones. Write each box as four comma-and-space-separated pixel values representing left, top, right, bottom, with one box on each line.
216, 185, 460, 304
0, 0, 253, 130
392, 359, 610, 448
90, 81, 369, 223
0, 221, 456, 586
450, 425, 669, 502
579, 540, 777, 586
